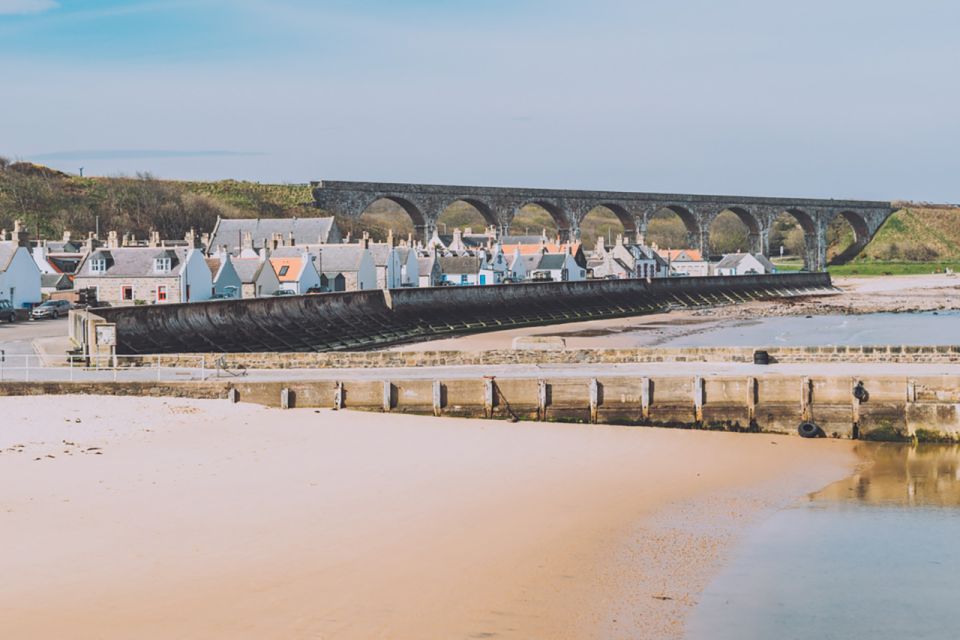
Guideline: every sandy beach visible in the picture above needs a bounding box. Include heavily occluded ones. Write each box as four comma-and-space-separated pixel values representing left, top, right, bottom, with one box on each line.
0, 396, 854, 639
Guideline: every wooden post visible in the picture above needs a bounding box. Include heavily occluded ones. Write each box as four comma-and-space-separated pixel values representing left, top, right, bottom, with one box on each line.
334, 381, 343, 410
746, 377, 757, 424
483, 378, 495, 418
851, 377, 861, 428
640, 377, 651, 421
800, 377, 811, 421
537, 379, 547, 421
589, 378, 599, 424
227, 387, 239, 404
907, 379, 917, 403
432, 380, 442, 417
693, 376, 703, 423
382, 381, 392, 412
280, 387, 291, 410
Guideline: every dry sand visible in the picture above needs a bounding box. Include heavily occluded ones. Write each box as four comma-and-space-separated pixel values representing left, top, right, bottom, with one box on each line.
0, 396, 854, 639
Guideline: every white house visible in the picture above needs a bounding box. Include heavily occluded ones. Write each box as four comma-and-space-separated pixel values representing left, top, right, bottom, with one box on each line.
394, 247, 420, 287
607, 236, 669, 279
0, 242, 43, 308
713, 253, 777, 276
656, 248, 709, 277
529, 252, 585, 282
73, 246, 212, 305
232, 257, 280, 298
207, 253, 242, 298
417, 254, 442, 287
478, 244, 510, 284
270, 248, 322, 294
365, 241, 404, 289
305, 245, 377, 292
438, 255, 483, 286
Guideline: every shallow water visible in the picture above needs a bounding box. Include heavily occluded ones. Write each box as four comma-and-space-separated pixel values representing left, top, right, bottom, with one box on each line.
659, 311, 960, 347
685, 443, 960, 640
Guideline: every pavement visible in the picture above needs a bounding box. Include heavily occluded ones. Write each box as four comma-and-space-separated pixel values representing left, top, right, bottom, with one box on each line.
2, 360, 959, 384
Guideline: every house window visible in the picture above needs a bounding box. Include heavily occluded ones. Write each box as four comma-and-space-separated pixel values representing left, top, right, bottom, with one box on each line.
154, 257, 171, 273
460, 274, 468, 284
90, 258, 106, 273
278, 265, 290, 277
157, 285, 168, 302
121, 285, 134, 301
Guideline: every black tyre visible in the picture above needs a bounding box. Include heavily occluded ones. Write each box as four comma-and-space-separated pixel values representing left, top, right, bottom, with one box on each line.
753, 350, 770, 365
798, 421, 822, 438
52, 311, 59, 320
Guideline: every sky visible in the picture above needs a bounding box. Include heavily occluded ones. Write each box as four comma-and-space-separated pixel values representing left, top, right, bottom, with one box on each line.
1, 0, 958, 201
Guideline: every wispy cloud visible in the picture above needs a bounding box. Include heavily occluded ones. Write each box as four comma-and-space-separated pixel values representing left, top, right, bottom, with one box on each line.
0, 0, 58, 15
30, 149, 265, 161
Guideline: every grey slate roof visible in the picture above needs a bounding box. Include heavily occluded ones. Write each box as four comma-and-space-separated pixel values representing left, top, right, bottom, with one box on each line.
232, 258, 271, 284
754, 254, 777, 272
716, 253, 769, 271
41, 273, 72, 290
438, 255, 481, 275
0, 242, 17, 271
307, 245, 367, 273
536, 254, 568, 270
209, 216, 340, 252
366, 243, 392, 267
76, 247, 189, 278
501, 235, 548, 245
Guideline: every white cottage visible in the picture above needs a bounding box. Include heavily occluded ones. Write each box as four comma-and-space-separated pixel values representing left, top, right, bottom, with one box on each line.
713, 253, 776, 276
0, 242, 42, 308
73, 246, 212, 305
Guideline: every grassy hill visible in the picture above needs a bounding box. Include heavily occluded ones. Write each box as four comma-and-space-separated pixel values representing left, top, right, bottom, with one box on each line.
1, 158, 957, 269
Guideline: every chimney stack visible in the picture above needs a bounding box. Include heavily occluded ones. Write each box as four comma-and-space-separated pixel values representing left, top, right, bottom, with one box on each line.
107, 230, 119, 249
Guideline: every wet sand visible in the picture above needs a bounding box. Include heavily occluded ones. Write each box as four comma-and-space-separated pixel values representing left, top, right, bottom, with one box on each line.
0, 396, 854, 639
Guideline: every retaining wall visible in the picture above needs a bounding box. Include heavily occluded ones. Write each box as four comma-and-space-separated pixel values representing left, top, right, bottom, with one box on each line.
4, 373, 959, 442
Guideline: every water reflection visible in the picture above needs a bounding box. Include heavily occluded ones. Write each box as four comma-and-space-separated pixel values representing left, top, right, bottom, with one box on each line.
685, 443, 960, 640
816, 443, 960, 507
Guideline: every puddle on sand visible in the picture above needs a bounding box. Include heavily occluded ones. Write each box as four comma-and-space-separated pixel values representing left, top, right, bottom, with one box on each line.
685, 443, 960, 640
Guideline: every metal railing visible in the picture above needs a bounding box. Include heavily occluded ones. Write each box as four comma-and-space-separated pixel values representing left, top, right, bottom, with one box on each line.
0, 353, 245, 383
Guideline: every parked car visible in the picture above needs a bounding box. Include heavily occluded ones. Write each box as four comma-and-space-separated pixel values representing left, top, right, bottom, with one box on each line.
31, 299, 72, 320
271, 289, 297, 296
0, 299, 16, 323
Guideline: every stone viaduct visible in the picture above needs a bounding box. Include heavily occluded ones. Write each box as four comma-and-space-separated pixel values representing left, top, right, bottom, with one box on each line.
312, 180, 895, 271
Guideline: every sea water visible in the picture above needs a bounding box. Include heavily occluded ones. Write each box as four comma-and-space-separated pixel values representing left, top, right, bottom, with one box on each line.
685, 443, 960, 640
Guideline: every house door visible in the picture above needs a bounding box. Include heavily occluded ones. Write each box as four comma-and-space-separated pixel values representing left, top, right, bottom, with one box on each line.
157, 285, 168, 303
479, 274, 486, 285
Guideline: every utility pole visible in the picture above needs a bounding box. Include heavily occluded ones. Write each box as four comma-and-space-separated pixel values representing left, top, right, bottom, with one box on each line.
79, 167, 84, 177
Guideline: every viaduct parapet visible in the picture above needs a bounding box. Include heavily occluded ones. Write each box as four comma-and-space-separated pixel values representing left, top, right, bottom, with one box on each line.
312, 180, 894, 270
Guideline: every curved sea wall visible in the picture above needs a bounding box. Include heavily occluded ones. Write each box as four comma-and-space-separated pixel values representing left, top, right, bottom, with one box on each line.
87, 273, 833, 354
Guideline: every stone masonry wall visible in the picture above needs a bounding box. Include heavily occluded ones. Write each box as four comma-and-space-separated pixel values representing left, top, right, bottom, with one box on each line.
141, 345, 960, 369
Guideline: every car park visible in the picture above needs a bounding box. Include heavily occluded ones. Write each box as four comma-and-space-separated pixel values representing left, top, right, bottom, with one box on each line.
30, 299, 72, 320
0, 299, 16, 323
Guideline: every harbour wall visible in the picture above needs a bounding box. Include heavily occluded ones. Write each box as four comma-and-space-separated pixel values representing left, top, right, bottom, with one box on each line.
4, 373, 959, 442
78, 272, 833, 354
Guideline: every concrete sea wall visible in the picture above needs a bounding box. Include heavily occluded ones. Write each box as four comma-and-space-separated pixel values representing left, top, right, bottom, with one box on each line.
82, 272, 833, 354
4, 373, 959, 442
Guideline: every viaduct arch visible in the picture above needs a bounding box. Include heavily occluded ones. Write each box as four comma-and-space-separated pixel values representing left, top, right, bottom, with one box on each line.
312, 181, 894, 271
